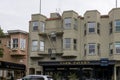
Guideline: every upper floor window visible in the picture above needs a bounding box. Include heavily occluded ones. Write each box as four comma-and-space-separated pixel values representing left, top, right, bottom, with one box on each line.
20, 38, 26, 50
115, 42, 120, 53
115, 20, 120, 32
88, 43, 95, 55
109, 21, 113, 34
64, 18, 72, 29
88, 22, 96, 33
74, 18, 78, 30
84, 44, 87, 56
40, 22, 45, 32
64, 38, 71, 49
109, 43, 113, 55
40, 41, 44, 51
73, 39, 77, 50
32, 40, 38, 51
12, 38, 18, 49
33, 21, 39, 31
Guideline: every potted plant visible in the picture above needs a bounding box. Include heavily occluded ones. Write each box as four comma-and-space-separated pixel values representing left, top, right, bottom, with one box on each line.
68, 72, 77, 80
53, 72, 61, 80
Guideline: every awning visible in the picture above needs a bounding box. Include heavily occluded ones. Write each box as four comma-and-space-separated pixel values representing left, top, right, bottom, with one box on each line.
0, 61, 26, 70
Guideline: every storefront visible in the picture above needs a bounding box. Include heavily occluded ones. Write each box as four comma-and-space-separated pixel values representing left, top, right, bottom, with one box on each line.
39, 59, 118, 80
0, 61, 26, 80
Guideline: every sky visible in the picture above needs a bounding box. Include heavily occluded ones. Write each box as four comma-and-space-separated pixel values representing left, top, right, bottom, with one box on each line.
0, 0, 119, 32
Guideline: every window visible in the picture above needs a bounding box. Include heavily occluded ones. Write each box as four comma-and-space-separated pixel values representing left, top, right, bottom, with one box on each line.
109, 21, 113, 34
40, 41, 44, 51
109, 43, 113, 55
97, 23, 100, 34
64, 38, 71, 49
97, 44, 100, 55
64, 18, 72, 29
88, 22, 96, 33
74, 18, 78, 30
88, 43, 95, 54
12, 38, 18, 49
115, 20, 120, 32
32, 40, 38, 51
40, 22, 45, 32
33, 21, 39, 31
73, 39, 77, 50
84, 44, 87, 56
20, 38, 26, 50
115, 42, 120, 53
84, 24, 87, 36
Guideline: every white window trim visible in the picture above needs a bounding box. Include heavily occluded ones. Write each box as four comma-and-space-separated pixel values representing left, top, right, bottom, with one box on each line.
87, 22, 96, 33
88, 43, 96, 55
115, 42, 120, 54
40, 41, 45, 51
115, 20, 120, 32
63, 38, 71, 49
32, 40, 38, 51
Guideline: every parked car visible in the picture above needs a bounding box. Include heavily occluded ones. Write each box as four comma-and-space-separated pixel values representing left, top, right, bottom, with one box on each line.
20, 75, 53, 80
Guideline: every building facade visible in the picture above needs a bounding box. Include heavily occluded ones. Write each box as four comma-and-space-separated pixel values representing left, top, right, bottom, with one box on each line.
0, 30, 28, 80
29, 8, 120, 80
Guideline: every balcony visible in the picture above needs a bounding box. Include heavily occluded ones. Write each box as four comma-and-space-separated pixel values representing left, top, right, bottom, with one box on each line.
11, 48, 18, 51
39, 28, 63, 37
30, 52, 44, 59
62, 51, 77, 58
10, 52, 26, 56
38, 48, 63, 56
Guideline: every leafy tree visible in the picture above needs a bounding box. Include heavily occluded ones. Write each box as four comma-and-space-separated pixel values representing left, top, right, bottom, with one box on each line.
0, 27, 4, 37
0, 26, 4, 57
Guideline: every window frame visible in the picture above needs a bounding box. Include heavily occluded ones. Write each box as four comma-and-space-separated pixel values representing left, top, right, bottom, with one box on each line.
115, 42, 120, 54
40, 21, 45, 32
115, 20, 120, 32
32, 21, 39, 31
64, 18, 72, 29
40, 41, 45, 51
87, 22, 96, 33
12, 38, 18, 49
32, 40, 38, 51
88, 43, 96, 55
73, 39, 77, 50
74, 18, 78, 30
109, 43, 113, 55
64, 38, 71, 49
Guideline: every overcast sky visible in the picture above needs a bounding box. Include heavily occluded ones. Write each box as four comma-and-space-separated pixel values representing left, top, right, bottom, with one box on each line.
0, 0, 119, 32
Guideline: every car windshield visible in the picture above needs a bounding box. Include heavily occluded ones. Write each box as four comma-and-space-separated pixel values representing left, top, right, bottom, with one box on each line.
23, 76, 44, 80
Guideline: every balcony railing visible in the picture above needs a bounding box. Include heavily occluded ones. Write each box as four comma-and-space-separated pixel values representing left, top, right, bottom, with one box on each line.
39, 27, 63, 36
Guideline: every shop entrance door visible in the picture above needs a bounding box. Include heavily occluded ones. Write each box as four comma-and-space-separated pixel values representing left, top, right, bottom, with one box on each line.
82, 68, 93, 80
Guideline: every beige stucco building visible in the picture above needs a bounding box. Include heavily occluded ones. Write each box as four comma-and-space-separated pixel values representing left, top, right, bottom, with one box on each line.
29, 8, 120, 80
0, 30, 28, 79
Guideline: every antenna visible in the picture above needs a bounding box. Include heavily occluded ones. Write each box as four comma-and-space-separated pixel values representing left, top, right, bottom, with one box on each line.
40, 0, 41, 14
116, 0, 117, 8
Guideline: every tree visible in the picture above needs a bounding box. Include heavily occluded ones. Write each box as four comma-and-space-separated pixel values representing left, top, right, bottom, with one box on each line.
0, 26, 4, 57
0, 26, 4, 37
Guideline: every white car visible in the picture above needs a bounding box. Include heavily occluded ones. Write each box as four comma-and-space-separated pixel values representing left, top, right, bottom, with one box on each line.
21, 75, 53, 80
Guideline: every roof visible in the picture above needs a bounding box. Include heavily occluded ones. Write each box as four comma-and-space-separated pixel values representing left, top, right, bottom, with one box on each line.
7, 30, 28, 34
